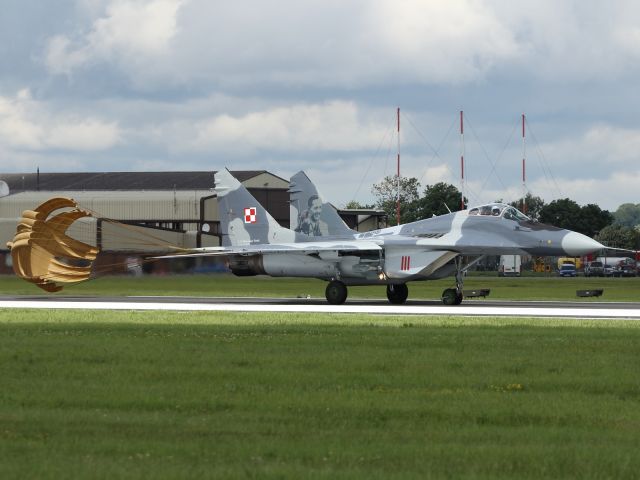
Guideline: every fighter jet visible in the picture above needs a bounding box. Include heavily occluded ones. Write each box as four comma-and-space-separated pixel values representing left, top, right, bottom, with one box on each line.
158, 169, 603, 305
289, 171, 602, 303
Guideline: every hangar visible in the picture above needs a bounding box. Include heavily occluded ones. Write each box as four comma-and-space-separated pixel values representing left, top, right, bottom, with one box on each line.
0, 170, 386, 274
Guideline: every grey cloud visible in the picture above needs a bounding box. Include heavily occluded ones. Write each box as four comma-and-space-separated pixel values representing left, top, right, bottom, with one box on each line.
1, 0, 640, 214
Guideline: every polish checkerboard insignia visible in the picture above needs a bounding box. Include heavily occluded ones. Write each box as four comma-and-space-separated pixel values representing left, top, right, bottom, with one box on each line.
244, 207, 257, 224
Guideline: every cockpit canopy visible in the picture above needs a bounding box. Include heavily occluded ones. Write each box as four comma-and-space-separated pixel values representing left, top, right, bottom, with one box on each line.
467, 203, 531, 222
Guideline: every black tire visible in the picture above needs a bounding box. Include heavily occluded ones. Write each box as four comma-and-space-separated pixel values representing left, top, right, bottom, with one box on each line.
454, 291, 463, 305
386, 284, 409, 304
325, 280, 348, 305
442, 288, 463, 306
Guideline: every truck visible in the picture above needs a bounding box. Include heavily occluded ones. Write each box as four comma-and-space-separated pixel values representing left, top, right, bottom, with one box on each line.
584, 260, 604, 277
499, 255, 521, 276
557, 257, 582, 270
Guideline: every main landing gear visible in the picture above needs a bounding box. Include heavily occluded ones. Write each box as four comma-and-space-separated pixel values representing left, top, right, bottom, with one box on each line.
386, 284, 408, 304
325, 280, 348, 305
324, 281, 410, 305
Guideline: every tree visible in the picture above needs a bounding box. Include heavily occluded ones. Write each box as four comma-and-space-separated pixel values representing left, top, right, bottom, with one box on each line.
509, 193, 545, 221
538, 198, 582, 231
372, 175, 420, 225
408, 182, 466, 222
538, 198, 612, 236
344, 200, 374, 209
613, 203, 640, 228
595, 224, 640, 250
577, 204, 613, 238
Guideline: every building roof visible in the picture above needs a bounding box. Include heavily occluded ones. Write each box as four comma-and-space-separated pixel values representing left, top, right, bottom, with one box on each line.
337, 208, 386, 215
0, 170, 277, 192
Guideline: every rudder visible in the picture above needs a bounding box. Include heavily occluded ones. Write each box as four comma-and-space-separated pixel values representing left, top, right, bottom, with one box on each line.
289, 171, 355, 238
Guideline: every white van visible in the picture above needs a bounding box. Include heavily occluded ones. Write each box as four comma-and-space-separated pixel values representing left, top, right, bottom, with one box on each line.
499, 255, 521, 276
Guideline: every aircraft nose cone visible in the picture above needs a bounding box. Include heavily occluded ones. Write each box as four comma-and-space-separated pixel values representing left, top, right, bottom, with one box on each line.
561, 232, 604, 256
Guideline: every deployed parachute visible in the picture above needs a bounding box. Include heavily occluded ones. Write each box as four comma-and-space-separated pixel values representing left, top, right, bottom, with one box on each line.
7, 198, 99, 292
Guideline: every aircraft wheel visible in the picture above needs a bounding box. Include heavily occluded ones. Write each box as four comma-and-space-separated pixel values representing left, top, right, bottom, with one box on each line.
386, 284, 409, 304
454, 291, 463, 305
326, 280, 348, 305
442, 288, 463, 306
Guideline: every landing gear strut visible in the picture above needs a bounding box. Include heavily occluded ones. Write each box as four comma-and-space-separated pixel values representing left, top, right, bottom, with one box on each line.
386, 284, 409, 304
441, 258, 464, 305
325, 280, 348, 305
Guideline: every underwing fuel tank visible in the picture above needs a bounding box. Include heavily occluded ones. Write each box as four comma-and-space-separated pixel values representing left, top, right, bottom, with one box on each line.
262, 254, 337, 277
228, 254, 338, 278
228, 253, 382, 279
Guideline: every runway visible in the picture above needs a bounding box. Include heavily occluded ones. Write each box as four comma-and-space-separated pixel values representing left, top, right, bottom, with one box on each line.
1, 295, 640, 319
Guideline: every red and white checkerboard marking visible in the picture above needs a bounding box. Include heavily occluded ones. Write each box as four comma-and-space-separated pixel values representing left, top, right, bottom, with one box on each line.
244, 207, 257, 224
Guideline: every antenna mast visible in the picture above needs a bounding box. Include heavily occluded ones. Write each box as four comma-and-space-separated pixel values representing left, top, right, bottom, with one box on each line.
396, 107, 401, 225
460, 110, 465, 210
522, 113, 527, 214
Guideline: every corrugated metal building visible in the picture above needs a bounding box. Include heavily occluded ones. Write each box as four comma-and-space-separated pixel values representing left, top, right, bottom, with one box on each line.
338, 208, 387, 232
0, 170, 289, 257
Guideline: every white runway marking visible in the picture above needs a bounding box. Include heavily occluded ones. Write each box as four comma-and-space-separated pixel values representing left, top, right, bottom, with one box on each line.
2, 299, 640, 319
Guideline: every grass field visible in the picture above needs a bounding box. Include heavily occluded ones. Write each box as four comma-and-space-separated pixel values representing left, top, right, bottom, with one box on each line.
0, 272, 639, 301
2, 309, 640, 478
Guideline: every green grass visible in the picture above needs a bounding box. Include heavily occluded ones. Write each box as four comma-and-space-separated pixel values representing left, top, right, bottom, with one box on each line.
2, 310, 640, 478
0, 273, 638, 301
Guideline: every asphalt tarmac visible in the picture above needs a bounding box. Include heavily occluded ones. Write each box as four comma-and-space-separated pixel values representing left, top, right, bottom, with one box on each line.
1, 295, 639, 319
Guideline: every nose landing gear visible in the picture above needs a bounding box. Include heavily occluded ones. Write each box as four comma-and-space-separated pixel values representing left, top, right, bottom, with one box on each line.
441, 258, 464, 305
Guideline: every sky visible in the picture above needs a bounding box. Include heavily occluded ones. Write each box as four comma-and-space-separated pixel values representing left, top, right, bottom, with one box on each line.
2, 0, 640, 211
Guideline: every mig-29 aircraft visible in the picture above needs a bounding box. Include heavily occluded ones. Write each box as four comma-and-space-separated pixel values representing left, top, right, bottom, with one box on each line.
159, 169, 603, 305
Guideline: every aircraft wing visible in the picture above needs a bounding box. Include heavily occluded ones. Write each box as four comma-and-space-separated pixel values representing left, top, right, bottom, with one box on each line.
153, 240, 382, 259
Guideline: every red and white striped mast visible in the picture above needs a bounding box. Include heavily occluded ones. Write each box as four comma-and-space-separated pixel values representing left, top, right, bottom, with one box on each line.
521, 113, 527, 214
396, 107, 401, 225
460, 110, 465, 210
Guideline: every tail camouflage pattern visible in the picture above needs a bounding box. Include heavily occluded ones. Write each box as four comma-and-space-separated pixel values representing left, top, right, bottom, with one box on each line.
215, 169, 300, 246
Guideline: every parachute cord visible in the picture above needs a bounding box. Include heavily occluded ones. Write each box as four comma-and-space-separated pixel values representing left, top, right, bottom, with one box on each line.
18, 253, 165, 286
74, 203, 195, 252
15, 229, 181, 251
97, 218, 191, 251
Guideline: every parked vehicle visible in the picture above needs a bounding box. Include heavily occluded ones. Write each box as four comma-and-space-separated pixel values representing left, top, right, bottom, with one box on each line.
596, 256, 632, 270
584, 261, 604, 277
616, 264, 637, 277
558, 263, 577, 277
557, 257, 582, 270
499, 255, 521, 276
603, 264, 616, 277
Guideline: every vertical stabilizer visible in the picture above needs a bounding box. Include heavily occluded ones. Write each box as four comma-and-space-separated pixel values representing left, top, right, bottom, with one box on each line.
289, 171, 355, 237
215, 169, 296, 246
